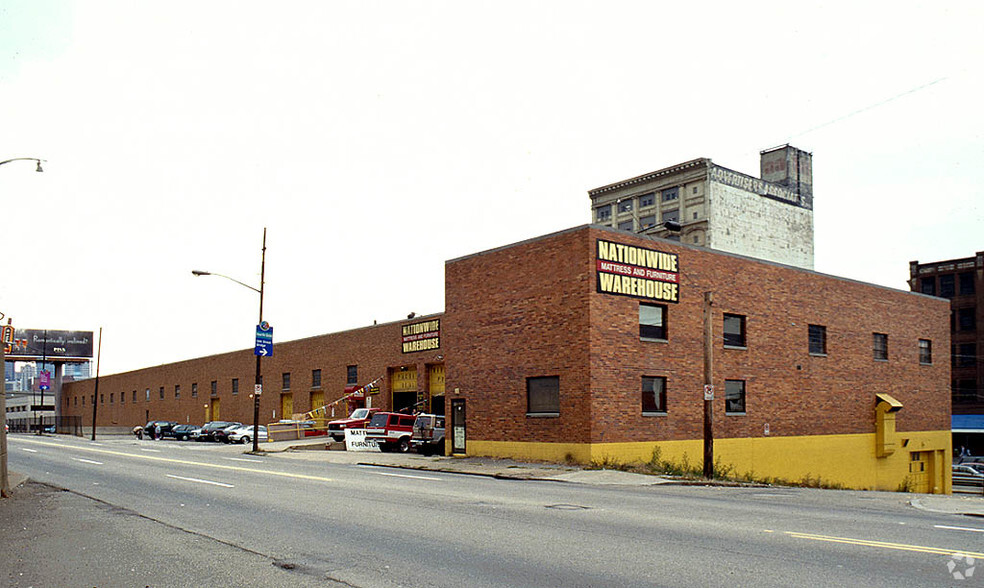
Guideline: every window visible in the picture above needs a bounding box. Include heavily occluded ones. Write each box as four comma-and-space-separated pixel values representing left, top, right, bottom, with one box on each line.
958, 308, 976, 332
120, 391, 124, 404
210, 380, 217, 396
725, 380, 746, 414
596, 205, 612, 221
920, 277, 935, 296
873, 333, 888, 361
957, 343, 976, 368
662, 209, 679, 223
312, 369, 322, 388
175, 384, 181, 399
82, 396, 85, 406
940, 274, 955, 298
282, 372, 291, 390
232, 378, 239, 395
808, 325, 826, 355
919, 339, 932, 365
723, 314, 746, 347
159, 386, 164, 400
527, 376, 560, 415
640, 303, 667, 340
347, 365, 358, 385
954, 380, 977, 402
642, 376, 667, 414
661, 187, 679, 202
640, 215, 656, 229
959, 272, 975, 296
132, 390, 137, 403
110, 393, 114, 404
618, 220, 634, 231
617, 199, 633, 213
145, 388, 150, 402
191, 383, 198, 398
100, 394, 104, 404
640, 193, 655, 207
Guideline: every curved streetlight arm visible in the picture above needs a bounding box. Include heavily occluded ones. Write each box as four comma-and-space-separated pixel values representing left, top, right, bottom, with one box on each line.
0, 157, 45, 172
191, 270, 261, 294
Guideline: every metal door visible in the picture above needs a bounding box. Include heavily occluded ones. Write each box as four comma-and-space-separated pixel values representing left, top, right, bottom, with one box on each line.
451, 398, 466, 454
909, 451, 929, 493
281, 393, 293, 419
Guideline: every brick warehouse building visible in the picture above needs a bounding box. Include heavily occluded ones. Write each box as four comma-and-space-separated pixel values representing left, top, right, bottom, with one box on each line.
62, 225, 951, 493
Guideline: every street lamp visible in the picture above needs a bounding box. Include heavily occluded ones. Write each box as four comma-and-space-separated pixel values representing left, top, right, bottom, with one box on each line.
192, 228, 267, 453
0, 157, 44, 172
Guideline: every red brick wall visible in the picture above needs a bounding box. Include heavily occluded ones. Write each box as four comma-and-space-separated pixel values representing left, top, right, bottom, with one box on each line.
446, 226, 950, 445
62, 316, 444, 428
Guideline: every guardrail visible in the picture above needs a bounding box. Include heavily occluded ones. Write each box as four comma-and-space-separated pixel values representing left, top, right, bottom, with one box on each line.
952, 472, 984, 495
267, 422, 330, 442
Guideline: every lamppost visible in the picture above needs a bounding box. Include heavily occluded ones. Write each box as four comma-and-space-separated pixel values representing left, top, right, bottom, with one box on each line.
0, 157, 44, 172
192, 228, 267, 453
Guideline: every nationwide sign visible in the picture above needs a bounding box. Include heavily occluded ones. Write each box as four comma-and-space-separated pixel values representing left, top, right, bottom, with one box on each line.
402, 319, 440, 353
596, 239, 680, 303
5, 329, 94, 361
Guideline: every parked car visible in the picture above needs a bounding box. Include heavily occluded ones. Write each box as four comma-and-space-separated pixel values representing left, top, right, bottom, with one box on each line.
194, 421, 239, 441
411, 413, 445, 455
226, 424, 268, 444
213, 422, 244, 443
143, 420, 177, 439
327, 408, 380, 442
365, 412, 416, 453
169, 424, 201, 441
954, 463, 984, 476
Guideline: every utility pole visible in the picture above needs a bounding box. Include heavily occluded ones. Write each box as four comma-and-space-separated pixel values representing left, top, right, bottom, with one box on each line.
91, 328, 102, 440
1, 319, 9, 497
703, 291, 714, 479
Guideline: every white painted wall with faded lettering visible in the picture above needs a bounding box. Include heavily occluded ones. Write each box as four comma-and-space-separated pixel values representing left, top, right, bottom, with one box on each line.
707, 173, 814, 269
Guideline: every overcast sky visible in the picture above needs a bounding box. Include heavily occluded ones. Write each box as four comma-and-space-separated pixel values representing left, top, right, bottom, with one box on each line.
2, 1, 981, 376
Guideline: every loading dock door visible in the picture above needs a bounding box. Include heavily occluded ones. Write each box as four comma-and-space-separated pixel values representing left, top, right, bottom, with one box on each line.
392, 367, 418, 412
451, 399, 466, 454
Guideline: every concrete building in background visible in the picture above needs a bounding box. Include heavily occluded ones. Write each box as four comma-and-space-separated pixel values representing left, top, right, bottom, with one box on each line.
589, 144, 814, 269
910, 252, 983, 452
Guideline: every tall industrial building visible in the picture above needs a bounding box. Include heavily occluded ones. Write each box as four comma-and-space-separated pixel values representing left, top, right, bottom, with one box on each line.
910, 252, 983, 451
589, 144, 814, 269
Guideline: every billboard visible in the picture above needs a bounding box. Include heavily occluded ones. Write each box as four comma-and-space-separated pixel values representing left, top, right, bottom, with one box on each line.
5, 329, 94, 361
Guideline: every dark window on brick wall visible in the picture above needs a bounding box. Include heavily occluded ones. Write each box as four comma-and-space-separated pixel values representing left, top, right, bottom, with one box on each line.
873, 333, 888, 361
145, 388, 150, 402
159, 386, 164, 400
954, 379, 977, 402
808, 325, 827, 355
725, 380, 746, 414
919, 339, 932, 365
640, 303, 667, 340
527, 376, 560, 416
642, 376, 667, 414
312, 369, 322, 388
940, 274, 955, 298
211, 380, 217, 397
347, 365, 358, 385
110, 393, 114, 404
192, 383, 198, 398
282, 372, 291, 390
956, 343, 977, 368
175, 384, 180, 399
723, 314, 746, 348
920, 277, 935, 296
959, 272, 976, 296
958, 308, 976, 332
132, 390, 137, 403
232, 378, 239, 395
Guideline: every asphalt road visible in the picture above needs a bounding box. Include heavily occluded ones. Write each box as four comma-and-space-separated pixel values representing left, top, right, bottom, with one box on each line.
6, 434, 984, 587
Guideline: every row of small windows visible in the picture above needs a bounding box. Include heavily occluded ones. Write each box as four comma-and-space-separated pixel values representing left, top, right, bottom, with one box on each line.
920, 272, 975, 298
641, 303, 933, 364
527, 375, 747, 416
596, 186, 694, 221
68, 366, 357, 406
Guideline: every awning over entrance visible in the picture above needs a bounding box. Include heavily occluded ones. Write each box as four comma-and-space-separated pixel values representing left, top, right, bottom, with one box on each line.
952, 414, 984, 433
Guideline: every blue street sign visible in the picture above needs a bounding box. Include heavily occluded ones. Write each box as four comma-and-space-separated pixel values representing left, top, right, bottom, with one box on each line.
255, 322, 273, 357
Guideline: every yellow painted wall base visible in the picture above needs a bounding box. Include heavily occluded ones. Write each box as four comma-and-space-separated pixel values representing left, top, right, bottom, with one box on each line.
465, 430, 952, 493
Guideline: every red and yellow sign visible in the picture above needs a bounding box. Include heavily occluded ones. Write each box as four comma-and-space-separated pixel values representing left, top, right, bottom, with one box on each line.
596, 239, 680, 303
